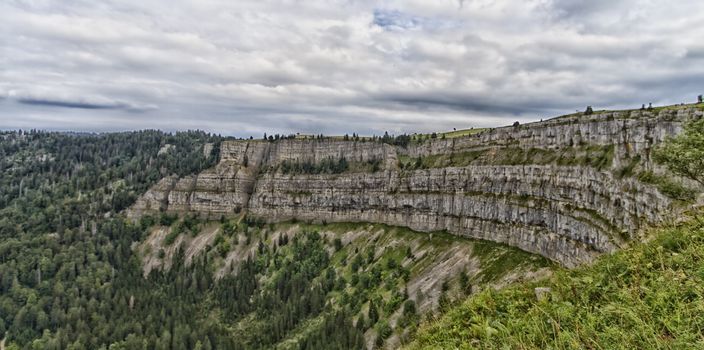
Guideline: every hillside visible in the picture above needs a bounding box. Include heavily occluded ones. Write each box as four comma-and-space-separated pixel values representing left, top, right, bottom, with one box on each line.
0, 128, 552, 349
408, 214, 704, 349
0, 102, 702, 349
130, 103, 703, 267
407, 106, 704, 349
134, 219, 553, 349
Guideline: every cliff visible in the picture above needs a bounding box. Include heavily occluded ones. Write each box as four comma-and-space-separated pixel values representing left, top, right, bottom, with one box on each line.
128, 106, 703, 267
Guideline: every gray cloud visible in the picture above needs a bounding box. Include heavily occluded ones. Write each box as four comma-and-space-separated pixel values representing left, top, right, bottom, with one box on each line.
17, 97, 155, 112
1, 0, 703, 136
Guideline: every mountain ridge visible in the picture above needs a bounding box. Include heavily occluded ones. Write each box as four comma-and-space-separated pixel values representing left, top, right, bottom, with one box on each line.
128, 104, 703, 267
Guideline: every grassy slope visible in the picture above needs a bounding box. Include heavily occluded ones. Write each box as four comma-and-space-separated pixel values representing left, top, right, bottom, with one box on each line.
397, 145, 615, 170
408, 217, 704, 349
142, 220, 554, 349
262, 223, 553, 349
286, 224, 553, 349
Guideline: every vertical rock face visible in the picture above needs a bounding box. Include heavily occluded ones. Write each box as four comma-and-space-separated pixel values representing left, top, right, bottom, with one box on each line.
400, 108, 687, 168
128, 107, 703, 267
129, 141, 270, 218
264, 139, 398, 168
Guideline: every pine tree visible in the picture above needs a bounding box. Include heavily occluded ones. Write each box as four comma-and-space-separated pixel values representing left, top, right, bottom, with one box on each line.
368, 301, 379, 325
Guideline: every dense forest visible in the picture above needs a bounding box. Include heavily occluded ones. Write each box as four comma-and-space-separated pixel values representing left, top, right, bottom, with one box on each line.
0, 130, 409, 349
0, 130, 227, 348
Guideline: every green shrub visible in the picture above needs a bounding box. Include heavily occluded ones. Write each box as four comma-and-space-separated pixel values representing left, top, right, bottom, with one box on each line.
654, 117, 704, 187
376, 319, 393, 340
159, 212, 178, 226
163, 229, 180, 246
638, 171, 695, 201
409, 219, 704, 350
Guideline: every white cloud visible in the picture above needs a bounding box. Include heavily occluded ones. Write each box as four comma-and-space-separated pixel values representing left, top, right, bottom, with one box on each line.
1, 0, 703, 136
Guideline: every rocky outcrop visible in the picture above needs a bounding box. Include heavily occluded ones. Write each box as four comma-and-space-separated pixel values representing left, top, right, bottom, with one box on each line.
248, 164, 675, 267
128, 107, 703, 267
402, 108, 688, 167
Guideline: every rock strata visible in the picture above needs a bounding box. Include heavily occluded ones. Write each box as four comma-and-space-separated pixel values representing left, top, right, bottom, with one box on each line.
128, 107, 703, 267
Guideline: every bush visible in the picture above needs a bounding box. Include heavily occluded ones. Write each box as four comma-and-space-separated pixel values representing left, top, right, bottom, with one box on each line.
376, 320, 393, 340
410, 219, 704, 349
333, 238, 343, 251
654, 117, 704, 187
159, 213, 178, 226
163, 229, 180, 245
638, 171, 695, 201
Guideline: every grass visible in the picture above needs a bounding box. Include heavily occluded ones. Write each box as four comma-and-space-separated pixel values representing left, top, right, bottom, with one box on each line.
651, 102, 704, 113
551, 102, 704, 121
431, 128, 487, 139
638, 171, 696, 202
471, 240, 555, 284
443, 128, 487, 138
398, 145, 615, 170
407, 216, 704, 349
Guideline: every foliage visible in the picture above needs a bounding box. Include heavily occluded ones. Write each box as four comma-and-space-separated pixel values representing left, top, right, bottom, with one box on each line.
398, 145, 614, 171
277, 157, 349, 175
271, 156, 383, 174
0, 130, 223, 349
409, 219, 704, 349
0, 130, 555, 349
380, 131, 412, 148
653, 117, 704, 187
638, 171, 695, 202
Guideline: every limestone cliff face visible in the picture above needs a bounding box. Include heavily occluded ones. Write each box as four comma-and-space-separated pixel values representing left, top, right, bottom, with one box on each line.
128, 107, 703, 267
400, 108, 687, 169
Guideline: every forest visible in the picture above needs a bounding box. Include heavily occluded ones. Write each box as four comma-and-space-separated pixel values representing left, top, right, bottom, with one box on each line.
0, 130, 416, 349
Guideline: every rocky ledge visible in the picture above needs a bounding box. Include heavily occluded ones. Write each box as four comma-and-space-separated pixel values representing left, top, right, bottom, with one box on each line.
128, 106, 703, 267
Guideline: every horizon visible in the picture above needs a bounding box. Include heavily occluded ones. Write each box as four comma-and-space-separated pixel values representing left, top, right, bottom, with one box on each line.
2, 1, 704, 137
2, 99, 702, 138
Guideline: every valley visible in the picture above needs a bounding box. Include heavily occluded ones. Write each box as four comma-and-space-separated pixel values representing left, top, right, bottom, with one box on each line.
0, 103, 702, 349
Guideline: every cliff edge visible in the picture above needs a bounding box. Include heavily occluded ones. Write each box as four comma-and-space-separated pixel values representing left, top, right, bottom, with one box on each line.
128, 105, 704, 267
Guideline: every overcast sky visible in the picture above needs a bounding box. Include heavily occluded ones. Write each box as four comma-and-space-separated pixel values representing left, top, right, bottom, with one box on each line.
1, 0, 703, 137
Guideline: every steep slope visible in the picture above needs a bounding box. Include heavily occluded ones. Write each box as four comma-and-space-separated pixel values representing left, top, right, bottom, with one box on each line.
129, 104, 703, 267
134, 218, 554, 349
407, 215, 704, 349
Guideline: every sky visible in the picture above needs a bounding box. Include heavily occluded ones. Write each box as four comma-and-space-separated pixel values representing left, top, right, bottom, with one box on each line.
1, 0, 704, 137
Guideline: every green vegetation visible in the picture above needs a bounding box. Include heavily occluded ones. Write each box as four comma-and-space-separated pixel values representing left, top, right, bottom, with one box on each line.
0, 127, 548, 349
265, 157, 384, 174
409, 217, 704, 349
410, 127, 486, 142
286, 128, 486, 147
638, 171, 695, 202
439, 128, 487, 138
0, 130, 227, 349
650, 102, 704, 113
470, 240, 554, 284
4, 110, 700, 349
398, 145, 614, 170
278, 156, 350, 174
615, 155, 642, 179
551, 101, 704, 121
409, 118, 704, 349
202, 221, 551, 349
654, 117, 704, 187
163, 214, 205, 245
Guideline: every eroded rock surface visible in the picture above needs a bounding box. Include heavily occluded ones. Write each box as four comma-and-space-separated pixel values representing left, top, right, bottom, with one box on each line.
128, 108, 703, 267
